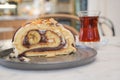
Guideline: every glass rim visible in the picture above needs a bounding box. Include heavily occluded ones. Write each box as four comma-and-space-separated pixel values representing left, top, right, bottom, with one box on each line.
77, 10, 101, 16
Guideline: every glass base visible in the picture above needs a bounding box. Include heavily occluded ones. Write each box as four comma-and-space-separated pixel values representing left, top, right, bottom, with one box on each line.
79, 42, 100, 50
76, 37, 108, 50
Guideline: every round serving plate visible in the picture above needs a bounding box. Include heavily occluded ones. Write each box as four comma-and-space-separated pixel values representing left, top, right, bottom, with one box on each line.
0, 45, 97, 70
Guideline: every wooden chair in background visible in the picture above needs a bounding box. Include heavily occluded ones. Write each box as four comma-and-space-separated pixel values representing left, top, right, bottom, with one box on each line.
0, 14, 115, 40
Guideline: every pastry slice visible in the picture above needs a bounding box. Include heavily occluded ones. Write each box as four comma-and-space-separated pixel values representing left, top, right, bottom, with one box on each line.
12, 18, 76, 57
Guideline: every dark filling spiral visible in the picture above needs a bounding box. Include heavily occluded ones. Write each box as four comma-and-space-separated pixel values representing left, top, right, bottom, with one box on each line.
22, 30, 47, 48
18, 41, 66, 58
18, 30, 66, 57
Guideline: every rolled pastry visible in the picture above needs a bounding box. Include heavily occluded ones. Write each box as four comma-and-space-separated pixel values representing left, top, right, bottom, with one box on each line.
12, 18, 76, 57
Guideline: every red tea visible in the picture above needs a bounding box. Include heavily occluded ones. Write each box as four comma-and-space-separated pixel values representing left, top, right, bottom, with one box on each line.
79, 16, 100, 42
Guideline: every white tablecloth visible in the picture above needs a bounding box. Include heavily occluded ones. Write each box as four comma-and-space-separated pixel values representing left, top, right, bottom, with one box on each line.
0, 37, 120, 80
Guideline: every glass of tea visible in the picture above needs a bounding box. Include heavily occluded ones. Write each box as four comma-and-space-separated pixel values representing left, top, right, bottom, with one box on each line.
78, 11, 101, 48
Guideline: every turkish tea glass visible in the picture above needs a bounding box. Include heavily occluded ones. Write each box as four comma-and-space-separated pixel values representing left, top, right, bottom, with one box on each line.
78, 11, 101, 49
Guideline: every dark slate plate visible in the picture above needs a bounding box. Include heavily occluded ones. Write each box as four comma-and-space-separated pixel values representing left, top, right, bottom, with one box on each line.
0, 45, 97, 70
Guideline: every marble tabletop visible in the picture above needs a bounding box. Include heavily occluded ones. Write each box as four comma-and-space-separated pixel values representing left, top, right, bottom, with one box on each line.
0, 37, 120, 80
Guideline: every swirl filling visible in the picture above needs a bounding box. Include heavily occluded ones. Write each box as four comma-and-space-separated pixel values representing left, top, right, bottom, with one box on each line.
19, 30, 66, 57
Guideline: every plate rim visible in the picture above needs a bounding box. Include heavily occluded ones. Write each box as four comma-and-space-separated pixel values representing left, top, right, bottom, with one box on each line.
0, 45, 97, 70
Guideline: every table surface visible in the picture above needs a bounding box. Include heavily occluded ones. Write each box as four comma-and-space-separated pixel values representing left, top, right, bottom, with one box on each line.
0, 37, 120, 80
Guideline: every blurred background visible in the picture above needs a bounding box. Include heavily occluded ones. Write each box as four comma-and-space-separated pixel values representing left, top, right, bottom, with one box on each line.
0, 0, 87, 16
0, 0, 120, 40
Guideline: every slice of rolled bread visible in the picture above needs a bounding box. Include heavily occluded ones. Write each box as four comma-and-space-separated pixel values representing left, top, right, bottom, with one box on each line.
12, 18, 76, 57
